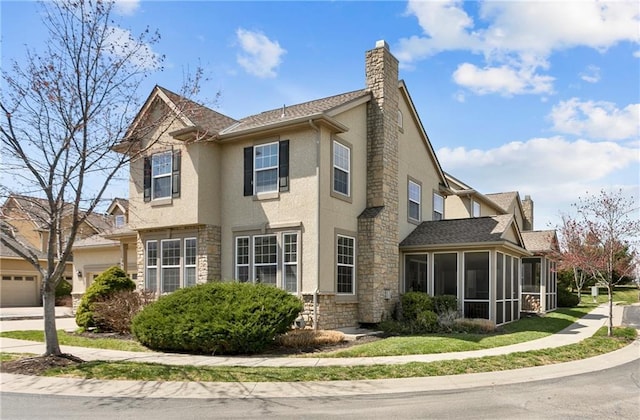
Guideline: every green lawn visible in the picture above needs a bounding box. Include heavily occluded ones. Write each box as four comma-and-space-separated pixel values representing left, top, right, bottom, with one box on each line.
31, 327, 636, 382
321, 307, 591, 358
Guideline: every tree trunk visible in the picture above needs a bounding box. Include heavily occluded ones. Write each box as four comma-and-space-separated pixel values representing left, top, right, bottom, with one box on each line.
607, 285, 613, 337
42, 286, 62, 356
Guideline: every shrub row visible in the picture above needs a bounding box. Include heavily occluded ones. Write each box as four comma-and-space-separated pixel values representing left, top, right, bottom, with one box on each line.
131, 282, 303, 355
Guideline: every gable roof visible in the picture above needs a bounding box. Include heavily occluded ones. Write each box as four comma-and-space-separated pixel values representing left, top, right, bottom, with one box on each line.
1, 194, 113, 234
400, 215, 528, 254
219, 89, 370, 137
0, 220, 46, 260
522, 230, 559, 254
485, 192, 520, 213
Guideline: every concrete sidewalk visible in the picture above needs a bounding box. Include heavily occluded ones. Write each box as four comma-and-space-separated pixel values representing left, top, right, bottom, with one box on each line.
0, 304, 638, 399
0, 306, 73, 321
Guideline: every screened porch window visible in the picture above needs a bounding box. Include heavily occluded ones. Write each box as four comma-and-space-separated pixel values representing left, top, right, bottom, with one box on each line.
434, 253, 457, 296
464, 251, 489, 319
404, 254, 427, 292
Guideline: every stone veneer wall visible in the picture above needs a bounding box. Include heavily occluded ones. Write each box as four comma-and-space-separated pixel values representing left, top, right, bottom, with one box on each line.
522, 195, 534, 231
301, 293, 359, 330
357, 40, 400, 323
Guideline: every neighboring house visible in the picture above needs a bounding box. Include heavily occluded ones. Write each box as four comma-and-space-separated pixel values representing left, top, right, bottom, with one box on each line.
74, 40, 557, 328
0, 220, 53, 307
0, 194, 111, 306
71, 198, 137, 309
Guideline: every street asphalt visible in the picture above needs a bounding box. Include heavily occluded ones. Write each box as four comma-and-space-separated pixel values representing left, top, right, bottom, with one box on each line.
0, 303, 638, 399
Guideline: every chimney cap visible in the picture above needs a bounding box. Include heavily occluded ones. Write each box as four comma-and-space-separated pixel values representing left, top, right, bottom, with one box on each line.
375, 40, 389, 50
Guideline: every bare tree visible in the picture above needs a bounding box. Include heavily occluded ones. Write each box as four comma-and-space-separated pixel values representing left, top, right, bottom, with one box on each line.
0, 0, 201, 356
569, 190, 639, 336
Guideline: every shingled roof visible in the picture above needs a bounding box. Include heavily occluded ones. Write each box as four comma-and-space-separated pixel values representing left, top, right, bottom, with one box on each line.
400, 214, 521, 248
522, 230, 558, 254
485, 192, 519, 213
157, 86, 238, 134
220, 89, 370, 135
0, 220, 46, 259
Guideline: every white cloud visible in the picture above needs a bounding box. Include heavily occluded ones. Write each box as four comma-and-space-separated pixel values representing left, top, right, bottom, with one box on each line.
398, 0, 640, 95
634, 50, 640, 58
106, 26, 161, 70
437, 137, 640, 228
236, 29, 286, 78
579, 65, 601, 83
549, 99, 640, 140
453, 62, 554, 96
113, 0, 140, 16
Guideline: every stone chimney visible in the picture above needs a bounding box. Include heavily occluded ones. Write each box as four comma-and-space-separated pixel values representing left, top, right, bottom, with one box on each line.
357, 40, 400, 323
522, 195, 534, 231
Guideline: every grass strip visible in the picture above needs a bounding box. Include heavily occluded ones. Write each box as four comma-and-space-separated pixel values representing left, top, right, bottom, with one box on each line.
39, 327, 636, 382
0, 330, 149, 352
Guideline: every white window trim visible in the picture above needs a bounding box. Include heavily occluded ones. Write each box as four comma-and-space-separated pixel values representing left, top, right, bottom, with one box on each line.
472, 200, 481, 217
184, 238, 197, 287
160, 239, 181, 293
254, 142, 279, 194
145, 240, 158, 292
152, 151, 173, 200
282, 232, 299, 293
253, 234, 278, 285
408, 179, 421, 222
114, 214, 125, 228
433, 192, 444, 221
235, 236, 250, 282
336, 234, 356, 295
332, 140, 351, 197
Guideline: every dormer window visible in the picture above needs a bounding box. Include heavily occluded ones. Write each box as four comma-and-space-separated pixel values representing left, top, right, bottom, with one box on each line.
115, 214, 125, 228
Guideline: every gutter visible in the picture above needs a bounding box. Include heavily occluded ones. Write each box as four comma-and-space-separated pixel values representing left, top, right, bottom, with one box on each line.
309, 119, 321, 331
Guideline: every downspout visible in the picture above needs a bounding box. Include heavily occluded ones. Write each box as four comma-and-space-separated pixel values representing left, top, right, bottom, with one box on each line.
309, 119, 321, 331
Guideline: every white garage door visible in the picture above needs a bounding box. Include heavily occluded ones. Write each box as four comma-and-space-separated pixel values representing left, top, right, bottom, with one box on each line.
0, 275, 39, 307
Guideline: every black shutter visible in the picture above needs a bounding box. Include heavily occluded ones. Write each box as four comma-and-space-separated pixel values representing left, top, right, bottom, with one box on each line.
243, 146, 253, 196
172, 150, 181, 198
279, 140, 289, 192
143, 157, 151, 202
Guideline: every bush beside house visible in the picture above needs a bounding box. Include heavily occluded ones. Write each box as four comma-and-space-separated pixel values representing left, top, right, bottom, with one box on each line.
131, 282, 304, 355
75, 266, 136, 330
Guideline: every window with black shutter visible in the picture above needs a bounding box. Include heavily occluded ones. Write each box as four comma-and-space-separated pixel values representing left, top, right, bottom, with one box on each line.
244, 140, 289, 196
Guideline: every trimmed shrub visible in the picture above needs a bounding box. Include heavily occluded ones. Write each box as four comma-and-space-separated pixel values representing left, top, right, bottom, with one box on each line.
75, 266, 136, 330
55, 278, 73, 306
558, 287, 580, 307
131, 282, 304, 355
92, 290, 155, 334
432, 295, 458, 315
401, 291, 434, 322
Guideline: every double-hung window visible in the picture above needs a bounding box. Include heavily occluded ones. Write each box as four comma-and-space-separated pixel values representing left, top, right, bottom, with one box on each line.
235, 236, 250, 282
472, 200, 481, 217
283, 233, 298, 293
145, 237, 197, 294
336, 235, 355, 294
152, 152, 172, 199
244, 141, 289, 196
433, 192, 444, 221
254, 143, 279, 193
254, 235, 277, 285
184, 238, 197, 287
161, 239, 181, 293
408, 180, 421, 222
233, 232, 299, 292
333, 141, 350, 196
146, 241, 158, 292
143, 150, 181, 202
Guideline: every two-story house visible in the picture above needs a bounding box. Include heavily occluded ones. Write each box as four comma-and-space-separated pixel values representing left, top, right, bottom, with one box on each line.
0, 194, 111, 307
74, 40, 557, 329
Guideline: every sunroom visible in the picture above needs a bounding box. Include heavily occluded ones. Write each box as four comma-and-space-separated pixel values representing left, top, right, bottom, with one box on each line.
521, 230, 559, 314
400, 215, 531, 325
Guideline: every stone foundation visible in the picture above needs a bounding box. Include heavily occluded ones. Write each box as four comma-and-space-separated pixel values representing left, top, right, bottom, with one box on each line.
301, 293, 359, 330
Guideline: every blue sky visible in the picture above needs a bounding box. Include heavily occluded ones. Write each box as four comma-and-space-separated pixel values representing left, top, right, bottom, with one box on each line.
2, 0, 639, 230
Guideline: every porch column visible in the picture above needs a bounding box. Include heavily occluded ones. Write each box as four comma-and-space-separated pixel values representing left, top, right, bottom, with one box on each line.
120, 243, 128, 272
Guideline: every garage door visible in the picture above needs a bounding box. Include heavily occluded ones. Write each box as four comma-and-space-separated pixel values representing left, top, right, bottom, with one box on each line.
0, 275, 39, 307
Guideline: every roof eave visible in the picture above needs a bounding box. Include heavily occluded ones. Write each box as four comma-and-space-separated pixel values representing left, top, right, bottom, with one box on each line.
216, 114, 349, 142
